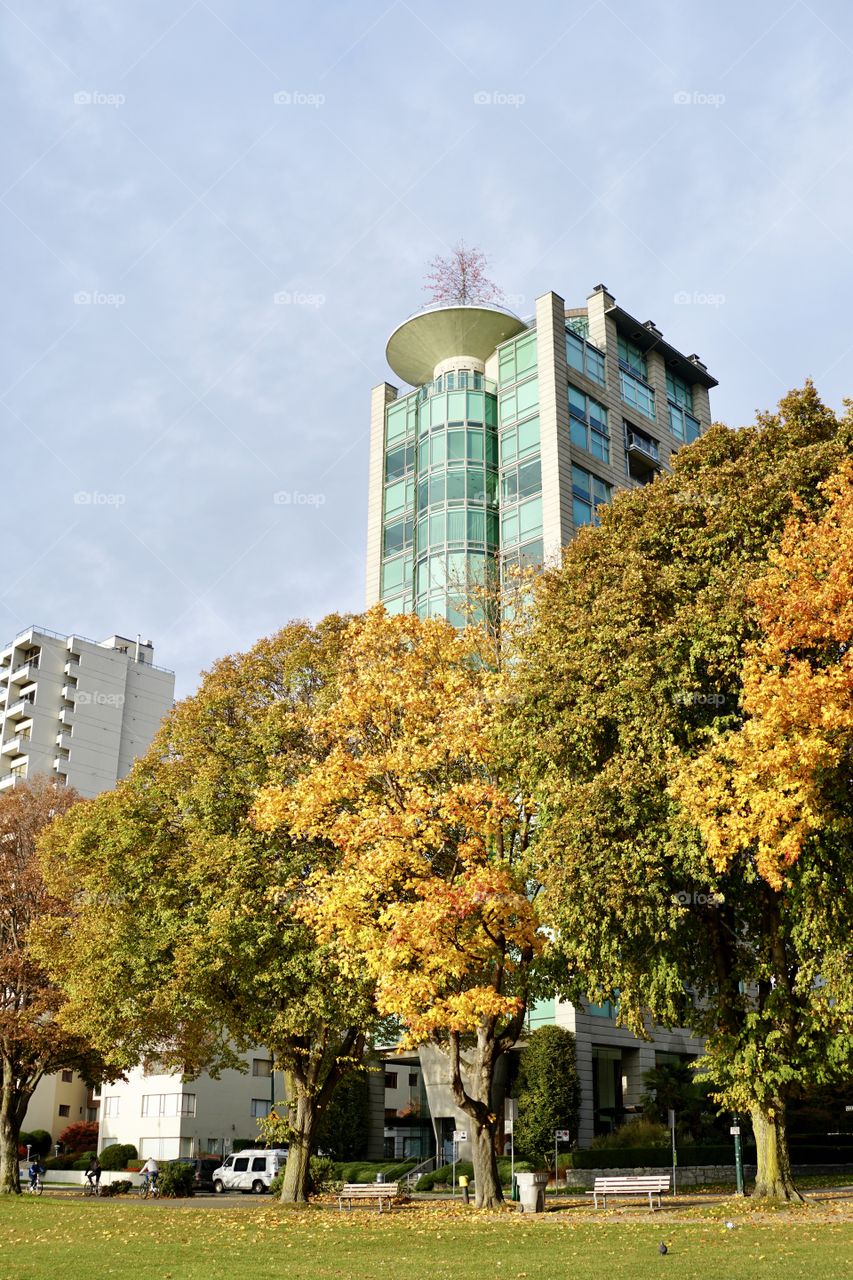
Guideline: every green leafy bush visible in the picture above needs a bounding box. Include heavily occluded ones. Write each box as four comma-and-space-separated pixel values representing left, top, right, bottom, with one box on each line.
514, 1026, 582, 1167
268, 1169, 284, 1198
26, 1130, 53, 1157
415, 1158, 535, 1191
72, 1151, 97, 1171
232, 1139, 257, 1153
310, 1155, 339, 1194
99, 1143, 138, 1170
99, 1180, 132, 1198
44, 1154, 78, 1170
591, 1120, 671, 1150
158, 1162, 196, 1198
127, 1159, 144, 1171
334, 1160, 416, 1185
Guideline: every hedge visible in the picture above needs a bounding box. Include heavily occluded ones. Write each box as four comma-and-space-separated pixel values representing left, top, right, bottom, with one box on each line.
566, 1139, 853, 1169
333, 1160, 417, 1184
416, 1158, 534, 1191
99, 1143, 138, 1171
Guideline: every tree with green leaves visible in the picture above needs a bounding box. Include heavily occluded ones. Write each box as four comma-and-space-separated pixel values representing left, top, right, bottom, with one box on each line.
37, 619, 378, 1203
0, 778, 116, 1194
513, 1026, 581, 1168
512, 384, 853, 1200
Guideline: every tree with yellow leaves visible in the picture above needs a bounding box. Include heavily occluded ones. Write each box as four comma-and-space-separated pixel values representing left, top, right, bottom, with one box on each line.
254, 607, 543, 1208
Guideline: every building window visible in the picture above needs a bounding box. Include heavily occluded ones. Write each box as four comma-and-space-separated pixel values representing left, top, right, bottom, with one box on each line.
384, 1072, 398, 1090
568, 385, 609, 462
385, 442, 415, 483
669, 402, 701, 444
666, 369, 693, 411
251, 1099, 271, 1118
619, 367, 655, 420
142, 1093, 196, 1117
501, 496, 543, 548
61, 1070, 73, 1084
572, 465, 612, 527
58, 1104, 70, 1117
500, 415, 540, 465
383, 517, 413, 557
499, 377, 539, 426
408, 1073, 418, 1088
385, 1108, 397, 1122
385, 394, 417, 445
617, 335, 647, 379
252, 1059, 273, 1078
501, 457, 542, 505
103, 1097, 120, 1118
566, 329, 606, 387
384, 476, 414, 520
565, 314, 589, 338
498, 332, 537, 386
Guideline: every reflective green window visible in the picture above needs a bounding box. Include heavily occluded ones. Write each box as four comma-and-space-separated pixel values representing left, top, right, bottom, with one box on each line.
501, 428, 518, 464
429, 474, 445, 507
666, 370, 693, 410
446, 471, 466, 503
568, 384, 609, 463
448, 429, 465, 462
417, 482, 428, 514
519, 496, 542, 539
386, 400, 409, 444
381, 554, 412, 595
448, 390, 466, 420
430, 433, 446, 466
467, 510, 485, 542
383, 517, 413, 556
485, 396, 497, 426
430, 395, 446, 428
384, 478, 412, 518
518, 415, 540, 455
467, 468, 486, 502
499, 331, 537, 385
385, 442, 414, 482
466, 429, 484, 461
485, 433, 498, 468
572, 464, 612, 526
618, 335, 647, 379
429, 512, 444, 546
566, 330, 606, 387
447, 509, 466, 542
502, 507, 519, 547
418, 439, 429, 472
466, 391, 485, 423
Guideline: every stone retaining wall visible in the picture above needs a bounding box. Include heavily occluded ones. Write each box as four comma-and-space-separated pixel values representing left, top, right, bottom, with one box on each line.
561, 1162, 853, 1190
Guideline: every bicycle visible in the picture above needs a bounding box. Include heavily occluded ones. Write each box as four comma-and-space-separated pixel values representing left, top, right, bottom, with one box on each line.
27, 1174, 44, 1196
138, 1173, 160, 1199
83, 1175, 101, 1197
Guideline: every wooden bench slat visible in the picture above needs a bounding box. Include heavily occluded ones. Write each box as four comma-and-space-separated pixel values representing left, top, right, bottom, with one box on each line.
337, 1182, 400, 1212
585, 1174, 670, 1211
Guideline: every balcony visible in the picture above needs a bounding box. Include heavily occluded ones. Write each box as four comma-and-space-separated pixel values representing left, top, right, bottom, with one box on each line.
56, 731, 71, 752
626, 426, 661, 483
58, 706, 74, 727
61, 684, 76, 702
64, 657, 80, 677
1, 736, 22, 756
9, 659, 38, 685
4, 697, 35, 722
53, 757, 68, 775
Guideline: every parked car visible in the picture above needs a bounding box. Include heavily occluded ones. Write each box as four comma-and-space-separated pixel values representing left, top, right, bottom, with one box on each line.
173, 1156, 222, 1192
211, 1148, 287, 1195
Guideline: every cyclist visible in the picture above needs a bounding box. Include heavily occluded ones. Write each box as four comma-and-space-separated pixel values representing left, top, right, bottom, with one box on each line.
27, 1158, 44, 1192
85, 1155, 102, 1194
140, 1156, 159, 1193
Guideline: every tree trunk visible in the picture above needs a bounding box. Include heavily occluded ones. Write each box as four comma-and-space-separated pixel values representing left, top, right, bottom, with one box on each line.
751, 1102, 803, 1201
280, 1081, 317, 1204
448, 1030, 504, 1209
0, 1085, 22, 1196
470, 1118, 502, 1209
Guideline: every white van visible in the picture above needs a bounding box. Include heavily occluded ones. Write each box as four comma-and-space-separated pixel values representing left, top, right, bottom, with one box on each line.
212, 1148, 287, 1194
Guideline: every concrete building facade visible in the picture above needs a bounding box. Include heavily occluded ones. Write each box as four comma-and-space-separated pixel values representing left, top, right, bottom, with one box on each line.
0, 625, 175, 797
369, 285, 716, 1161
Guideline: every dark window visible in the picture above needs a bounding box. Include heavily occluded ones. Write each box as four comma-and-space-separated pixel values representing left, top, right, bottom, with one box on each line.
61, 1070, 73, 1083
251, 1157, 267, 1172
408, 1073, 418, 1088
58, 1104, 70, 1117
384, 1072, 398, 1089
233, 1158, 250, 1172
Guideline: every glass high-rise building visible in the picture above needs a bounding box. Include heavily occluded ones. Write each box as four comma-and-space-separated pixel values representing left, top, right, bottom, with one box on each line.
367, 284, 716, 615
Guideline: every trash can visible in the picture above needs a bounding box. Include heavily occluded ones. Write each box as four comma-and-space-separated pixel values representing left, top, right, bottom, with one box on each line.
514, 1171, 549, 1213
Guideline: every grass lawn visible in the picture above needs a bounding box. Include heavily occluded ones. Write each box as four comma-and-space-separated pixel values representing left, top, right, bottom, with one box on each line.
0, 1196, 851, 1280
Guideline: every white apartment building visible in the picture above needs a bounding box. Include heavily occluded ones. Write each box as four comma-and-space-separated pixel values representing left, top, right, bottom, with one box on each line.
0, 625, 175, 797
97, 1053, 281, 1160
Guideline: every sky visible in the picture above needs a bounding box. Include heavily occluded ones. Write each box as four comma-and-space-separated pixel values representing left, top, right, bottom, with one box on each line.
2, 0, 853, 696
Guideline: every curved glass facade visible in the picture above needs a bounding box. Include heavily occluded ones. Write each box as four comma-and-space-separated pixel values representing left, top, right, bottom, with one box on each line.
379, 374, 499, 622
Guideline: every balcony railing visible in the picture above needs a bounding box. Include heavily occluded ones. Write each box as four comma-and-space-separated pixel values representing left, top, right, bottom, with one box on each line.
626, 430, 660, 462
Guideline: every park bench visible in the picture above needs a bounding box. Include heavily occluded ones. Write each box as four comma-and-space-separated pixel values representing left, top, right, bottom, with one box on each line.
587, 1175, 670, 1210
337, 1182, 400, 1213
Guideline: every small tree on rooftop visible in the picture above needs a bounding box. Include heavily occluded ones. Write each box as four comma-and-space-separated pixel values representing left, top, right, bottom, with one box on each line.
424, 241, 503, 305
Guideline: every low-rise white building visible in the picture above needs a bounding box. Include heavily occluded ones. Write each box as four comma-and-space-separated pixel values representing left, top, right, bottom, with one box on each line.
97, 1053, 280, 1160
0, 625, 174, 796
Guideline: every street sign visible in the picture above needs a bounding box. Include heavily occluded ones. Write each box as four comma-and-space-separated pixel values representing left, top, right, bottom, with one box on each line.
729, 1126, 741, 1136
504, 1120, 514, 1136
555, 1130, 571, 1140
504, 1098, 518, 1122
453, 1129, 467, 1142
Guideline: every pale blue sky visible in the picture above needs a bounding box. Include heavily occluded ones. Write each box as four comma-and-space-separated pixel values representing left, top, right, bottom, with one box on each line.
2, 0, 852, 694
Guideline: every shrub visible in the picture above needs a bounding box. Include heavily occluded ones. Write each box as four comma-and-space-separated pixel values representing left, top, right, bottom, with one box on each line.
58, 1121, 99, 1153
158, 1162, 196, 1198
591, 1119, 671, 1150
416, 1158, 533, 1191
72, 1151, 97, 1171
514, 1026, 582, 1167
44, 1154, 78, 1170
127, 1159, 144, 1171
232, 1139, 256, 1153
99, 1143, 138, 1171
27, 1130, 53, 1157
335, 1160, 416, 1185
310, 1155, 339, 1194
316, 1071, 371, 1161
